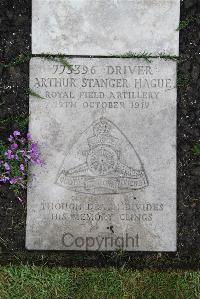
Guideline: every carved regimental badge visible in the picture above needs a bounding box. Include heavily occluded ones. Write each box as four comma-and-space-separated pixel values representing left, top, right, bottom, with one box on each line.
56, 117, 148, 194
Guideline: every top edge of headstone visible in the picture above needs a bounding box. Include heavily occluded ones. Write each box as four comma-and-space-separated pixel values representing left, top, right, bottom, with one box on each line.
32, 0, 180, 56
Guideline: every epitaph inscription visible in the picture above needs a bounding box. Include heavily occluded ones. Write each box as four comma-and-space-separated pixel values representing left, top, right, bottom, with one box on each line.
26, 58, 177, 251
32, 0, 180, 55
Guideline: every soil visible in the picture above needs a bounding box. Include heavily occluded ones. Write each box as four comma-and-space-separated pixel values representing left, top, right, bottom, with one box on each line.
0, 0, 200, 269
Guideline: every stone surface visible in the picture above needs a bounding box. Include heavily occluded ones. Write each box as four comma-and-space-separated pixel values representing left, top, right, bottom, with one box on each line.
32, 0, 180, 56
26, 57, 177, 251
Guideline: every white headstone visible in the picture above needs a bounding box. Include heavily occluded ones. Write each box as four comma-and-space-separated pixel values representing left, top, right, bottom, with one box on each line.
32, 0, 180, 56
26, 57, 177, 251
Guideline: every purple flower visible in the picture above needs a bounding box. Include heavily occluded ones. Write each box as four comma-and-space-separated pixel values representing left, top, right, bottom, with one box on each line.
15, 154, 19, 160
28, 142, 43, 165
10, 143, 18, 151
5, 150, 14, 160
10, 178, 18, 184
0, 176, 10, 183
30, 143, 38, 152
8, 135, 14, 142
13, 130, 20, 137
29, 144, 39, 158
27, 133, 32, 140
4, 162, 10, 171
20, 164, 25, 172
31, 158, 43, 166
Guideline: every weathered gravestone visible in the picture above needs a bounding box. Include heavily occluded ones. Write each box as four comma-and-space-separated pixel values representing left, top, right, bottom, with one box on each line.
32, 0, 180, 56
27, 0, 180, 251
26, 57, 177, 251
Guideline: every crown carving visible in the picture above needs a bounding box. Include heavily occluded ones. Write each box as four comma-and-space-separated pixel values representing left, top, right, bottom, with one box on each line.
88, 117, 119, 149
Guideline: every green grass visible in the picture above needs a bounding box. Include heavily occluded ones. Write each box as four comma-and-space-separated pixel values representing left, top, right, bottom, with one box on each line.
112, 52, 178, 62
25, 88, 44, 99
192, 144, 200, 156
0, 266, 199, 299
176, 16, 200, 31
